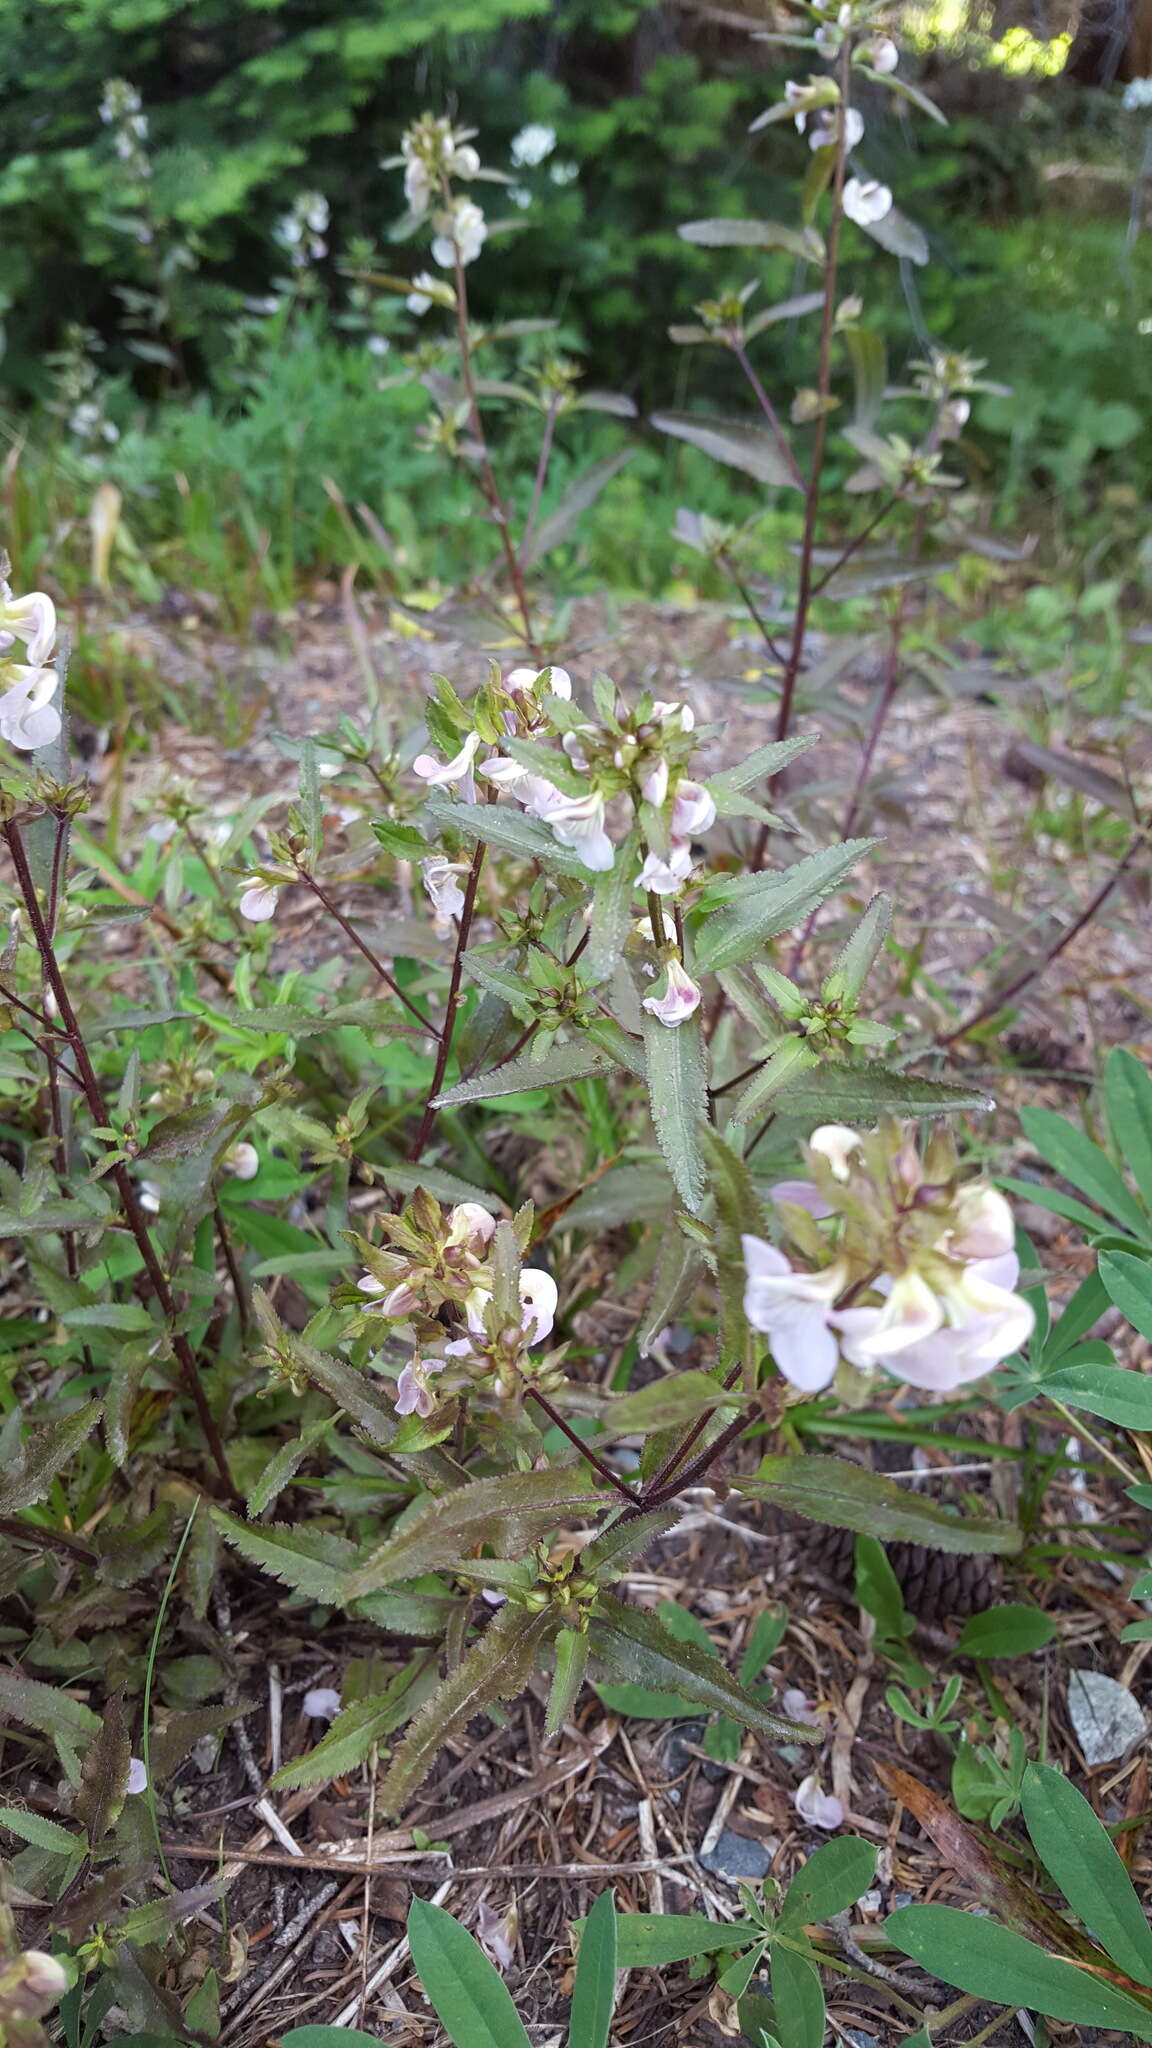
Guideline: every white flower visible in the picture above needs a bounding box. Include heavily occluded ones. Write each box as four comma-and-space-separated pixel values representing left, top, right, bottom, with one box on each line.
505, 663, 572, 702
782, 1687, 823, 1727
549, 160, 578, 185
476, 1898, 518, 1971
395, 1353, 447, 1417
404, 156, 432, 219
862, 36, 899, 72
431, 199, 487, 269
225, 1142, 260, 1181
808, 1124, 862, 1181
1124, 76, 1152, 109
358, 1274, 422, 1317
16, 1952, 70, 2003
808, 106, 864, 152
0, 665, 61, 751
641, 760, 669, 808
445, 1201, 498, 1254
303, 1686, 342, 1720
638, 844, 693, 896
543, 788, 615, 871
836, 1256, 1034, 1392
511, 123, 557, 167
642, 958, 702, 1030
126, 1757, 148, 1795
795, 1773, 844, 1830
742, 1238, 848, 1392
843, 178, 893, 227
0, 585, 57, 666
670, 778, 717, 839
449, 143, 481, 178
650, 699, 695, 732
509, 184, 532, 210
945, 1185, 1015, 1263
422, 856, 470, 928
466, 1267, 558, 1345
238, 878, 281, 923
413, 730, 480, 801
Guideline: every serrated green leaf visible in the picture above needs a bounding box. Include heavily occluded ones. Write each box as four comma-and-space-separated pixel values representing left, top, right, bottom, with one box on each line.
822, 894, 892, 1006
0, 1805, 86, 1855
423, 795, 592, 878
546, 1628, 591, 1739
590, 1594, 820, 1741
678, 216, 822, 262
433, 1037, 611, 1108
640, 1007, 708, 1214
371, 819, 430, 859
731, 1037, 820, 1125
383, 1603, 554, 1809
246, 1418, 332, 1518
270, 1676, 424, 1792
212, 1513, 358, 1602
0, 1399, 103, 1514
738, 1457, 1020, 1555
695, 842, 877, 972
609, 1370, 740, 1435
585, 830, 639, 985
772, 1064, 992, 1121
76, 1690, 130, 1845
0, 1668, 101, 1747
344, 1470, 606, 1601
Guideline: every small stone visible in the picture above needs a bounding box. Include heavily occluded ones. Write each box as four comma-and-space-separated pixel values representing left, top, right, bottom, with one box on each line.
698, 1828, 772, 1882
1068, 1670, 1147, 1766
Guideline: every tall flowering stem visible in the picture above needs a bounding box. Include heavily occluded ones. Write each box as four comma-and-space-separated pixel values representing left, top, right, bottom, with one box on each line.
2, 814, 240, 1504
408, 839, 486, 1163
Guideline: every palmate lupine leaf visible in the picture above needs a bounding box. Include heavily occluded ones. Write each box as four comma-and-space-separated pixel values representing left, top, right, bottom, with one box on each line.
589, 1594, 822, 1741
343, 1469, 608, 1600
738, 1456, 1021, 1555
382, 1603, 555, 1809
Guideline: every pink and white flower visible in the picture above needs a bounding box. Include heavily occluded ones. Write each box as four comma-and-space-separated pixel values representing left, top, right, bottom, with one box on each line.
543, 788, 614, 871
505, 663, 572, 702
861, 35, 899, 72
638, 844, 693, 896
466, 1267, 558, 1344
642, 958, 702, 1030
650, 699, 695, 732
445, 1201, 498, 1255
358, 1274, 422, 1318
431, 198, 487, 268
422, 855, 470, 928
670, 778, 717, 839
836, 1255, 1034, 1392
395, 1352, 447, 1417
413, 730, 480, 801
0, 665, 61, 751
0, 586, 56, 666
944, 1185, 1015, 1263
238, 877, 282, 923
303, 1687, 342, 1721
741, 1237, 849, 1392
795, 1773, 844, 1830
641, 759, 670, 808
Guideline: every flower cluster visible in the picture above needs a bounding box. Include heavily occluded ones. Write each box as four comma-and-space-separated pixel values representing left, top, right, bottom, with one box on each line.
275, 192, 330, 268
351, 1191, 560, 1418
0, 575, 60, 752
742, 1120, 1033, 1395
395, 115, 487, 272
99, 77, 150, 181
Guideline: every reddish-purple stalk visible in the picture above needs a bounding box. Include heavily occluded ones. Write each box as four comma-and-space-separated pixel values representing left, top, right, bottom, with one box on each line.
733, 339, 806, 493
3, 816, 240, 1503
294, 864, 433, 1033
520, 396, 560, 562
938, 820, 1148, 1049
408, 839, 486, 1162
448, 206, 542, 661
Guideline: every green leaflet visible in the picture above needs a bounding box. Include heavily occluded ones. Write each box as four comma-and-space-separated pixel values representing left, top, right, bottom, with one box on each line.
408, 1899, 532, 2048
1103, 1047, 1152, 1213
343, 1469, 607, 1600
1020, 1764, 1152, 1990
1019, 1105, 1148, 1240
705, 728, 819, 798
1099, 1250, 1152, 1343
954, 1607, 1057, 1659
695, 842, 877, 972
212, 1513, 360, 1602
270, 1672, 429, 1792
778, 1836, 878, 1929
607, 1913, 754, 1966
738, 1456, 1021, 1555
585, 829, 640, 985
382, 1603, 554, 1809
771, 1941, 825, 2048
640, 1004, 708, 1213
884, 1906, 1152, 2039
569, 1890, 617, 2048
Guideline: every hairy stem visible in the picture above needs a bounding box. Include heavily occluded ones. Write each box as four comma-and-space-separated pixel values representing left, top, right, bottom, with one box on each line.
294, 864, 433, 1032
408, 838, 486, 1162
733, 339, 806, 492
524, 1385, 640, 1505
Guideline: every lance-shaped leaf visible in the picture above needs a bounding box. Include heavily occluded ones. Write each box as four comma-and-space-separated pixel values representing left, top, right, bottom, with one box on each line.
640, 1003, 708, 1213
0, 1667, 101, 1743
823, 893, 892, 1006
1020, 1763, 1152, 1988
1104, 1046, 1152, 1210
843, 327, 887, 430
738, 1456, 1020, 1555
582, 1506, 682, 1578
344, 1469, 606, 1600
271, 1669, 431, 1793
652, 412, 803, 490
212, 1514, 360, 1602
423, 795, 593, 879
772, 1942, 825, 2048
745, 289, 826, 336
570, 1890, 618, 2048
884, 1907, 1152, 2040
770, 1063, 993, 1122
590, 1594, 822, 1740
545, 1627, 591, 1738
382, 1602, 555, 1809
408, 1897, 533, 2048
585, 830, 640, 985
609, 1370, 741, 1435
695, 841, 878, 971
520, 448, 636, 568
730, 1036, 820, 1125
701, 729, 815, 798
75, 1690, 131, 1846
0, 1398, 103, 1514
701, 1123, 766, 1362
434, 1037, 613, 1107
856, 204, 930, 266
678, 217, 824, 262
